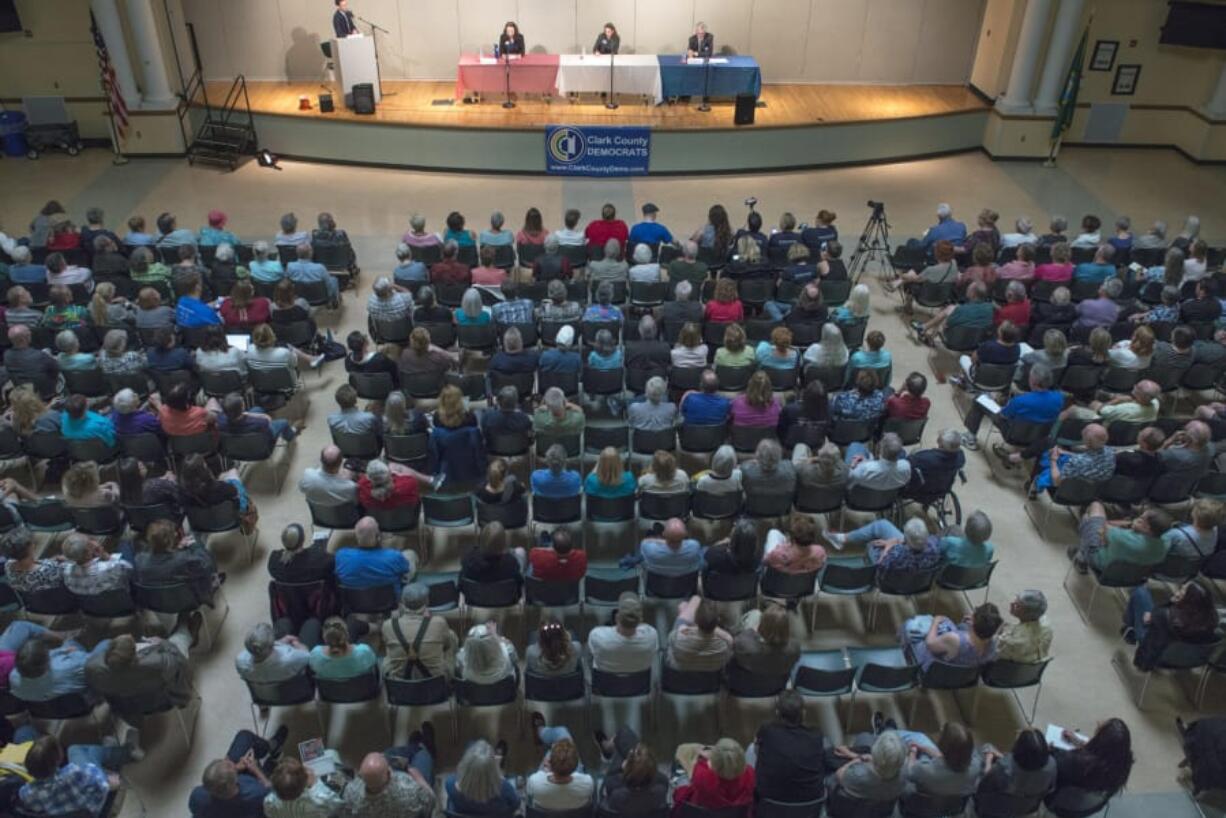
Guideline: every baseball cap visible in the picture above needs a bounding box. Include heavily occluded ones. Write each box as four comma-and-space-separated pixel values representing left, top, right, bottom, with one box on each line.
208, 209, 227, 227
642, 203, 659, 214
555, 325, 575, 347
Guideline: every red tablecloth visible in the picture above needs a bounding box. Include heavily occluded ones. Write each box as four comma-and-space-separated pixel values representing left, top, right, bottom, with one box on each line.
455, 54, 560, 98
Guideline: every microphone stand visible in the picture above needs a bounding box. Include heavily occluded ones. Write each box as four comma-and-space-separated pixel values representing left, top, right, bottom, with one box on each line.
697, 45, 712, 113
500, 44, 516, 109
605, 51, 618, 110
355, 14, 394, 98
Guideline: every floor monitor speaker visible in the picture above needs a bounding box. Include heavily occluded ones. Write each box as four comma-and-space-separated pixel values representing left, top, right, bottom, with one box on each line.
734, 93, 755, 125
318, 93, 334, 113
353, 83, 376, 115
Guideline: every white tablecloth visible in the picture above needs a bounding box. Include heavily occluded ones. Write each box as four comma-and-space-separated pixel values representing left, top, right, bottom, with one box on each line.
556, 54, 663, 104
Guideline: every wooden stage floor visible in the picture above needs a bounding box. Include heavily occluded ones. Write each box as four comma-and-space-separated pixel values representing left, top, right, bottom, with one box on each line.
206, 81, 987, 132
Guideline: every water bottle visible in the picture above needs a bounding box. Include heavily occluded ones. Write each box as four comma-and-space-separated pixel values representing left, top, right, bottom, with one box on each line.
494, 42, 500, 59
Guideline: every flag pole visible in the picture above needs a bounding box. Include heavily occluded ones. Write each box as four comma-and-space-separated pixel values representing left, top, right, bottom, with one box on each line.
1046, 9, 1094, 168
102, 95, 129, 167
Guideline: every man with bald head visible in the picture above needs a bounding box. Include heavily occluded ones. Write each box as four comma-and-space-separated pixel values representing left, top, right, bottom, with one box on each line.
1033, 423, 1115, 496
341, 748, 435, 818
1091, 380, 1160, 427
1159, 419, 1215, 479
335, 517, 416, 594
680, 368, 731, 425
624, 517, 702, 577
298, 445, 357, 507
4, 323, 58, 397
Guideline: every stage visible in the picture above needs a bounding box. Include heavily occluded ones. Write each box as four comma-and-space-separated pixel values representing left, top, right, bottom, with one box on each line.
193, 81, 991, 173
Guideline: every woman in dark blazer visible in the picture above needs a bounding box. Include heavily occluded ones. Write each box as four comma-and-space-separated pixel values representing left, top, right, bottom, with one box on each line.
498, 21, 525, 55
594, 23, 620, 55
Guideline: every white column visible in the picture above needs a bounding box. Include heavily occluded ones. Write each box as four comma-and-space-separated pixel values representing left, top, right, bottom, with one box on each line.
996, 0, 1055, 114
89, 0, 143, 110
1205, 61, 1226, 118
1033, 0, 1088, 115
124, 0, 177, 108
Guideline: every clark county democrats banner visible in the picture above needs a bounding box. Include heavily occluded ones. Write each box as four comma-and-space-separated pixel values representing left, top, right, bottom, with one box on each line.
545, 126, 651, 176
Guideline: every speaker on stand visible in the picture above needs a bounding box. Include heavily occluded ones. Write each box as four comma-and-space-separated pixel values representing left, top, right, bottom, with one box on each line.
352, 83, 376, 115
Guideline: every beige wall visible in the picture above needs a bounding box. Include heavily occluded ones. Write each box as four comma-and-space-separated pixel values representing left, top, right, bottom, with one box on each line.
180, 0, 987, 84
969, 0, 1022, 98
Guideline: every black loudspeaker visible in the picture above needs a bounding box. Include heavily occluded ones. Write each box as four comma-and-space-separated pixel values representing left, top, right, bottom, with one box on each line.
0, 0, 21, 33
734, 93, 755, 126
352, 83, 376, 115
318, 93, 334, 113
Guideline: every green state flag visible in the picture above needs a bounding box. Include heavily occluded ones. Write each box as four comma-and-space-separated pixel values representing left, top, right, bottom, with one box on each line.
1051, 26, 1090, 143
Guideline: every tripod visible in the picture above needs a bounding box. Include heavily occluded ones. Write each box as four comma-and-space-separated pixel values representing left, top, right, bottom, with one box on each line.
849, 205, 893, 284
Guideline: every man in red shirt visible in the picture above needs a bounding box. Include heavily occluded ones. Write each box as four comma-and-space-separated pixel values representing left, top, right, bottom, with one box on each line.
884, 371, 931, 420
527, 528, 587, 581
583, 204, 629, 254
429, 240, 472, 286
993, 280, 1032, 329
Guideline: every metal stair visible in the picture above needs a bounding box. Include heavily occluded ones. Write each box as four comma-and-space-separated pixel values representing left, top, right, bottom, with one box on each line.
174, 24, 257, 171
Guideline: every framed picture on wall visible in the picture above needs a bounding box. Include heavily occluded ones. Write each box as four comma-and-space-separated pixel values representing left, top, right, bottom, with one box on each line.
1090, 40, 1118, 71
1112, 64, 1141, 95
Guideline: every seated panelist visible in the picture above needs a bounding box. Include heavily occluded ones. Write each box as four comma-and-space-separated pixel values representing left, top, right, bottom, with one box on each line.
498, 21, 525, 56
687, 22, 714, 58
594, 22, 620, 55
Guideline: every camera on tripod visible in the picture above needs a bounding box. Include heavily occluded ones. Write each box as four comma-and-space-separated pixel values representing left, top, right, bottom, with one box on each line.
744, 197, 758, 211
867, 200, 885, 215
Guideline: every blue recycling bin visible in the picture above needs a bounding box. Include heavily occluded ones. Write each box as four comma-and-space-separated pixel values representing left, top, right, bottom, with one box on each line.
0, 111, 27, 157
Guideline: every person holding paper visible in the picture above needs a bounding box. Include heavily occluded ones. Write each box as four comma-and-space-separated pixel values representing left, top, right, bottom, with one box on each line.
960, 364, 1062, 453
687, 22, 714, 58
594, 23, 620, 55
332, 0, 358, 37
1051, 719, 1134, 795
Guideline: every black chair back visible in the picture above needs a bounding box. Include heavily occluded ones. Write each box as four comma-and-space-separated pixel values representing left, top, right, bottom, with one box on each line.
19, 585, 79, 616
898, 791, 969, 818
385, 433, 430, 467
422, 494, 475, 526
591, 667, 651, 697
534, 493, 582, 524
824, 788, 896, 818
186, 498, 242, 535
339, 583, 398, 615
476, 497, 528, 530
679, 423, 727, 453
309, 500, 363, 530
583, 572, 640, 606
691, 490, 742, 520
367, 503, 421, 534
661, 665, 722, 695
524, 576, 580, 607
69, 504, 125, 537
701, 569, 758, 601
820, 561, 877, 595
460, 577, 521, 609
586, 494, 637, 522
725, 661, 790, 697
631, 427, 676, 455
456, 673, 518, 706
317, 669, 382, 704
349, 372, 395, 401
1043, 786, 1113, 818
920, 659, 981, 691
331, 429, 382, 460
877, 565, 939, 598
759, 567, 818, 600
973, 790, 1044, 818
385, 674, 449, 706
524, 670, 585, 702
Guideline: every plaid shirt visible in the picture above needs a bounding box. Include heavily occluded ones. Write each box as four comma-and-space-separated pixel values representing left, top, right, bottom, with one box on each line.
20, 762, 110, 816
830, 389, 887, 422
367, 292, 412, 321
539, 301, 583, 322
875, 538, 943, 573
1143, 305, 1178, 324
1062, 446, 1116, 482
491, 298, 535, 325
62, 555, 132, 596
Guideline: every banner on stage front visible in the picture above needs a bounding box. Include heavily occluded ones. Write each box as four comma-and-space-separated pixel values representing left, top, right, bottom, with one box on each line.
545, 125, 650, 176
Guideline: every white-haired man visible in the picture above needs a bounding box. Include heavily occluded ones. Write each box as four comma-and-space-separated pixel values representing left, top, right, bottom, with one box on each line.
367, 276, 413, 321
826, 516, 942, 572
921, 203, 966, 251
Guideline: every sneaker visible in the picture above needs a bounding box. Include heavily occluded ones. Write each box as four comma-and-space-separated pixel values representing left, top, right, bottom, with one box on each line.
310, 354, 326, 370
960, 433, 979, 451
909, 321, 927, 336
1122, 626, 1137, 646
949, 375, 968, 391
823, 531, 847, 551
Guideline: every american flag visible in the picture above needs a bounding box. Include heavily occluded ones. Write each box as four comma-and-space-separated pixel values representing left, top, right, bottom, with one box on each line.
90, 11, 129, 140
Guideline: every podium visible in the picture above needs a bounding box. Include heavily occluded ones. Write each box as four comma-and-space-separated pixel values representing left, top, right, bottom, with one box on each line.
334, 36, 382, 104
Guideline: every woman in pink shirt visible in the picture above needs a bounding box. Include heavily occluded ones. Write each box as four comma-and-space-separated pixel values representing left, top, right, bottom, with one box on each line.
1034, 242, 1074, 283
997, 242, 1036, 283
956, 243, 998, 289
401, 214, 441, 248
762, 512, 827, 574
470, 246, 507, 286
730, 372, 781, 428
704, 278, 744, 323
516, 208, 547, 246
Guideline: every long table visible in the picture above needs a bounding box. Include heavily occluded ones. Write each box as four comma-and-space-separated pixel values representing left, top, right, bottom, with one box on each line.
455, 54, 761, 103
455, 54, 560, 98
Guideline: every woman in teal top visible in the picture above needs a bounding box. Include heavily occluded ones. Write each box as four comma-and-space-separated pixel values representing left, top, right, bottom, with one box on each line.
754, 326, 799, 370
586, 329, 623, 370
444, 211, 477, 247
846, 329, 892, 387
308, 618, 378, 680
455, 288, 492, 326
584, 447, 637, 498
248, 241, 284, 282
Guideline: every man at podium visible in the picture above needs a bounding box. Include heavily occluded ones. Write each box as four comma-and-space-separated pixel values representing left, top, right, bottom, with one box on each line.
333, 0, 358, 37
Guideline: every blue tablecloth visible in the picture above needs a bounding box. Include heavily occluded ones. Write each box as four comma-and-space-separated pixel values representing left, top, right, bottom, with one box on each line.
657, 55, 762, 99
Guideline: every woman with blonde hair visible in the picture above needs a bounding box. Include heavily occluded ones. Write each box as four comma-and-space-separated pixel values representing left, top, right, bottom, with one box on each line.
88, 281, 132, 326
672, 738, 755, 813
446, 739, 520, 815
1068, 326, 1112, 367
804, 322, 849, 368
732, 602, 799, 676
62, 461, 118, 508
476, 457, 526, 506
637, 450, 689, 494
307, 616, 377, 680
584, 446, 636, 498
672, 322, 708, 368
6, 387, 60, 437
455, 287, 492, 326
398, 326, 457, 376
434, 384, 474, 430
431, 384, 486, 490
832, 283, 870, 325
1109, 325, 1155, 370
456, 621, 518, 685
730, 371, 780, 428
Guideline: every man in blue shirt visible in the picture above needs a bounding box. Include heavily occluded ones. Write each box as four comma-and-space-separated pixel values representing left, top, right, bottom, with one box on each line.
6, 246, 46, 283
921, 203, 967, 251
286, 242, 339, 302
1073, 244, 1116, 283
680, 370, 731, 425
334, 517, 415, 594
530, 443, 582, 498
146, 326, 195, 372
10, 635, 109, 703
189, 728, 287, 818
961, 364, 1062, 452
538, 325, 582, 373
174, 272, 221, 327
628, 203, 673, 249
623, 518, 702, 576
